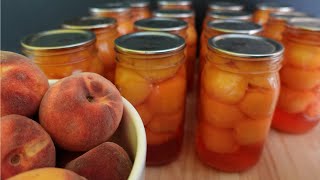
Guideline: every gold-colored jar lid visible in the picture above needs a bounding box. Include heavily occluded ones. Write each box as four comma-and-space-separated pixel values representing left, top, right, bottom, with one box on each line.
21, 29, 95, 51
287, 17, 320, 31
89, 2, 130, 13
158, 0, 192, 6
115, 31, 185, 55
270, 11, 308, 21
208, 10, 252, 20
63, 17, 116, 30
134, 17, 187, 32
153, 9, 194, 18
207, 20, 262, 35
256, 2, 294, 12
208, 34, 283, 58
130, 0, 150, 8
209, 1, 244, 11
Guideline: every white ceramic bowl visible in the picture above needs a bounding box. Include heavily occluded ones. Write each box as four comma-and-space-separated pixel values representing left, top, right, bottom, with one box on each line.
48, 79, 146, 180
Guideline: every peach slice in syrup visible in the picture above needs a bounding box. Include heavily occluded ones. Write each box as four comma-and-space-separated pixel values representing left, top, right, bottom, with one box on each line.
147, 110, 184, 134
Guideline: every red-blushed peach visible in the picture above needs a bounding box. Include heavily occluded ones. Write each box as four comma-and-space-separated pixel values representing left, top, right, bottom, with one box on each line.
0, 51, 49, 117
1, 115, 56, 179
39, 72, 123, 151
65, 142, 132, 180
7, 168, 86, 180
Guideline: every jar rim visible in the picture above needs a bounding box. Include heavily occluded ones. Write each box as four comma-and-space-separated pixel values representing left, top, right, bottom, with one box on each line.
63, 17, 117, 30
153, 9, 194, 18
207, 19, 262, 35
208, 10, 252, 20
209, 1, 244, 11
256, 2, 294, 12
134, 17, 188, 32
287, 17, 320, 32
130, 1, 150, 8
89, 3, 130, 13
270, 11, 308, 21
158, 0, 191, 6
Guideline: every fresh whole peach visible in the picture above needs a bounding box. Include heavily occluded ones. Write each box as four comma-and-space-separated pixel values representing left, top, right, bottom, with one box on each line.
39, 72, 123, 151
1, 114, 56, 179
65, 142, 132, 180
0, 51, 49, 117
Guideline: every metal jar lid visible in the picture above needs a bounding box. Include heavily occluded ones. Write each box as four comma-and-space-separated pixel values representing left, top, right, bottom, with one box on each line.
208, 11, 252, 20
134, 17, 187, 32
270, 11, 308, 21
209, 1, 244, 11
158, 0, 192, 6
207, 20, 263, 35
62, 17, 116, 30
208, 34, 283, 58
89, 2, 130, 14
21, 29, 95, 51
287, 17, 320, 31
115, 31, 185, 55
130, 0, 150, 8
256, 2, 294, 12
153, 9, 194, 18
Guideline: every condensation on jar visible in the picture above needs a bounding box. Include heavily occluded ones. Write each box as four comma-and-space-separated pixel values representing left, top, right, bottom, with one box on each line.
62, 17, 119, 82
130, 0, 152, 22
157, 0, 192, 10
89, 2, 134, 35
114, 32, 187, 165
153, 9, 197, 91
200, 19, 263, 73
253, 2, 294, 26
197, 34, 283, 172
208, 1, 244, 12
21, 29, 103, 79
262, 11, 307, 42
272, 18, 320, 134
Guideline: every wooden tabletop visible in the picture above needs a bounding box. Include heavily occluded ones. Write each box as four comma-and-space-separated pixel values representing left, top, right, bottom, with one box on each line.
145, 75, 320, 180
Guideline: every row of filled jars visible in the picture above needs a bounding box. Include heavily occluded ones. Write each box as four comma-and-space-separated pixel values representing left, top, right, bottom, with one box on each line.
19, 0, 320, 172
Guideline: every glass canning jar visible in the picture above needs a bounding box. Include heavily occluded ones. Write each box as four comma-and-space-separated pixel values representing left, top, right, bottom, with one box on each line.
253, 2, 294, 26
63, 17, 119, 82
153, 9, 197, 91
157, 0, 192, 10
130, 0, 152, 22
200, 20, 262, 74
21, 29, 103, 79
262, 11, 307, 42
89, 2, 134, 35
272, 18, 320, 133
208, 1, 244, 12
197, 34, 283, 172
114, 32, 186, 165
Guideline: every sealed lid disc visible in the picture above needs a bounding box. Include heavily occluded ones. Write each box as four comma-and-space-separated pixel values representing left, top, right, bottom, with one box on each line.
208, 11, 252, 20
208, 34, 283, 58
209, 1, 244, 11
270, 11, 308, 21
208, 20, 262, 35
153, 9, 194, 18
21, 29, 95, 51
257, 2, 294, 12
115, 31, 185, 54
89, 2, 130, 13
63, 17, 116, 30
130, 0, 150, 7
158, 0, 191, 6
134, 17, 187, 32
287, 17, 320, 31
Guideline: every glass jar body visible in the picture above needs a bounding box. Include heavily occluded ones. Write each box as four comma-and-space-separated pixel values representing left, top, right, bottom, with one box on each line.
262, 18, 285, 41
158, 4, 192, 10
272, 27, 320, 133
115, 50, 187, 165
132, 7, 152, 21
197, 49, 281, 171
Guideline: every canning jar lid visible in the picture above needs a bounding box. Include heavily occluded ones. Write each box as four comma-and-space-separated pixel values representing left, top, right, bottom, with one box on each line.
209, 1, 244, 11
208, 20, 262, 35
208, 34, 283, 58
134, 17, 187, 32
256, 2, 294, 12
158, 0, 191, 6
270, 11, 308, 21
153, 9, 194, 18
89, 2, 130, 13
63, 17, 116, 30
287, 17, 320, 31
130, 0, 150, 8
208, 11, 252, 20
21, 29, 95, 51
115, 31, 185, 55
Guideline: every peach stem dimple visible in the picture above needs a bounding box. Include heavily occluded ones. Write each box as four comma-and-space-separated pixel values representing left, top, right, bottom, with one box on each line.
10, 154, 21, 165
86, 95, 94, 102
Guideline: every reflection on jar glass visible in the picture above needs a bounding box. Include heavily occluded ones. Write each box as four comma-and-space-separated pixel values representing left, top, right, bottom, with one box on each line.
157, 0, 192, 10
130, 0, 152, 22
208, 1, 244, 12
114, 32, 186, 166
197, 34, 283, 172
272, 18, 320, 134
62, 17, 119, 82
89, 2, 134, 35
253, 2, 294, 26
21, 29, 103, 79
153, 9, 197, 91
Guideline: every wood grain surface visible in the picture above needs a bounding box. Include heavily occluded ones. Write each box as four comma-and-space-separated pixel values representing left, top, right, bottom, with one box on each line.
145, 74, 320, 180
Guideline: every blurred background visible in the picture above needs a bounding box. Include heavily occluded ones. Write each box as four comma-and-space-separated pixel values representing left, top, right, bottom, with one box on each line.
2, 0, 320, 52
